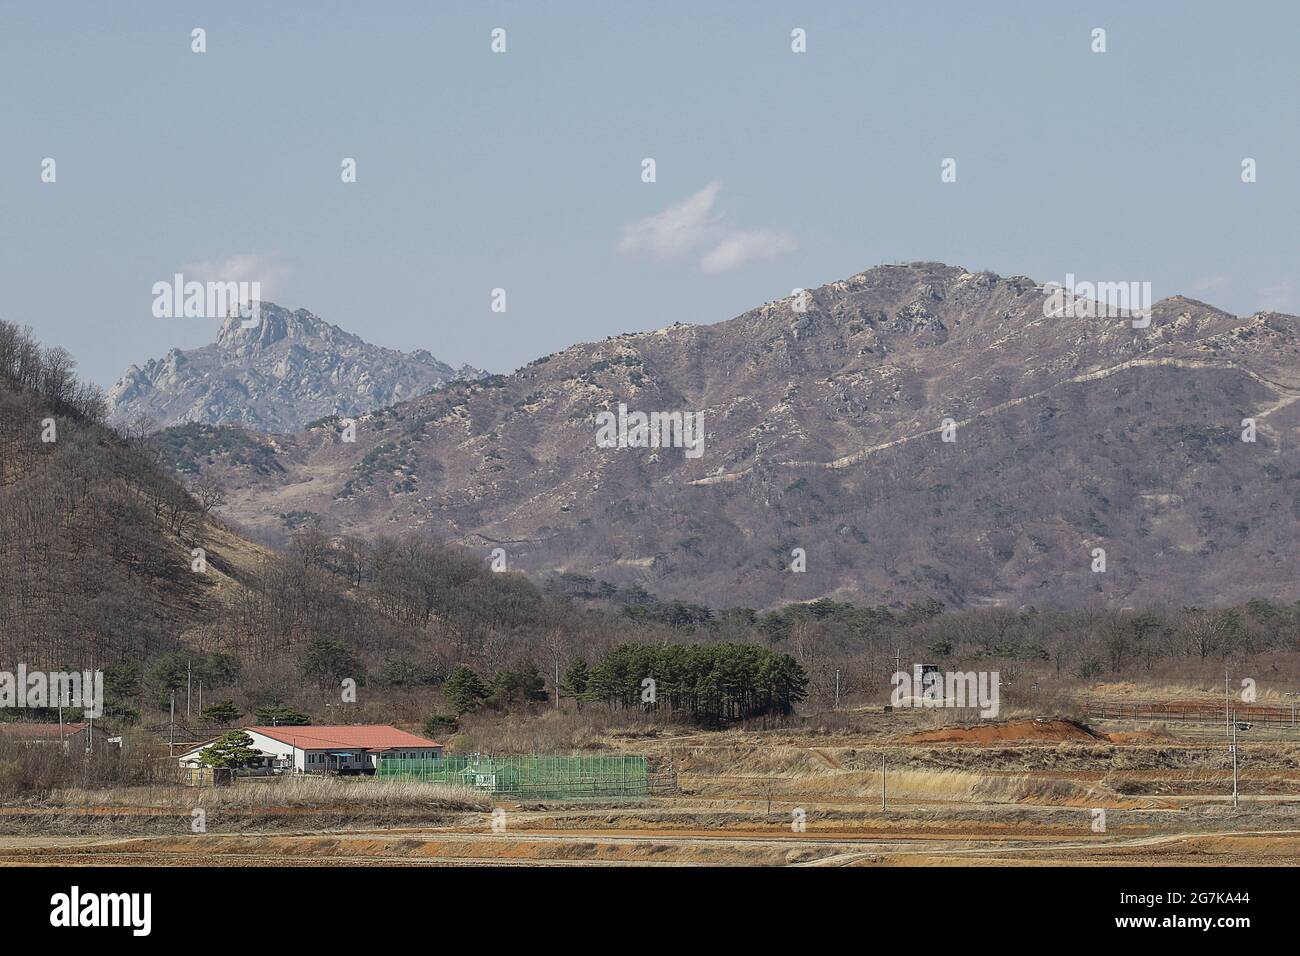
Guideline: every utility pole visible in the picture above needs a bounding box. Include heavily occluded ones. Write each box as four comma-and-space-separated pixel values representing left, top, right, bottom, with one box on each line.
187, 660, 192, 720
169, 691, 175, 757
1231, 712, 1239, 810
1225, 669, 1229, 739
554, 658, 560, 709
881, 754, 887, 811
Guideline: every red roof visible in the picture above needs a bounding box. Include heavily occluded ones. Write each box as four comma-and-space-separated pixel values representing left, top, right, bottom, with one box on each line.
0, 723, 88, 739
246, 725, 441, 752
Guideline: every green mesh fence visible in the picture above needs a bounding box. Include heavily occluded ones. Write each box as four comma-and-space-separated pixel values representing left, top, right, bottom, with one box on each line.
376, 753, 650, 799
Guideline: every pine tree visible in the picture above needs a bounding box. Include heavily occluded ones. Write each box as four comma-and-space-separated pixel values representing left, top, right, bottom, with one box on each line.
560, 658, 590, 709
253, 704, 311, 726
443, 666, 490, 715
199, 730, 261, 770
200, 699, 242, 725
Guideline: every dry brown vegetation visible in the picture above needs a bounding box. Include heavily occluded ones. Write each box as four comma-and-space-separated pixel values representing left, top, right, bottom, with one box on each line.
42, 777, 488, 811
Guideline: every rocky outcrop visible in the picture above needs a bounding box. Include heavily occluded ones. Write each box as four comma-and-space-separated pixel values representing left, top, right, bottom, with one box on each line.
108, 303, 484, 432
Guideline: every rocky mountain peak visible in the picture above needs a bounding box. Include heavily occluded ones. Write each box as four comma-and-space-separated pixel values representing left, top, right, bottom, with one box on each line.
109, 302, 484, 432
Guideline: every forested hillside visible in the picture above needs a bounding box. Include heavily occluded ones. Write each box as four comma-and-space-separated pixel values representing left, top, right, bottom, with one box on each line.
0, 319, 262, 670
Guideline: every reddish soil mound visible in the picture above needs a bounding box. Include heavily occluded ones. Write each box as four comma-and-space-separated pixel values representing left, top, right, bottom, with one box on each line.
900, 719, 1104, 745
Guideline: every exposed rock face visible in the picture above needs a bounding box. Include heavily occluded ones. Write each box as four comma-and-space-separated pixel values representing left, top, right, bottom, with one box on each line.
160, 263, 1300, 610
108, 302, 484, 432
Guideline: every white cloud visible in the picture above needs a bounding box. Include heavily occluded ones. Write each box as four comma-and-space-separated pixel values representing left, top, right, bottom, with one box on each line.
618, 181, 723, 259
701, 229, 798, 274
618, 182, 796, 273
180, 253, 286, 300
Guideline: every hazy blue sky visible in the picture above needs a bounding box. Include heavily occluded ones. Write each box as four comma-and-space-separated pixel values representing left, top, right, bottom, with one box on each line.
2, 1, 1296, 388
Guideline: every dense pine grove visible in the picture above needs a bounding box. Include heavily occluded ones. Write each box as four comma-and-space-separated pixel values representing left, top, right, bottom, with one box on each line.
586, 643, 808, 721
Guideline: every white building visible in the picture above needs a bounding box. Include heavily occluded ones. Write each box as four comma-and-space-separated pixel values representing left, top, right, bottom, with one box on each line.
177, 725, 443, 775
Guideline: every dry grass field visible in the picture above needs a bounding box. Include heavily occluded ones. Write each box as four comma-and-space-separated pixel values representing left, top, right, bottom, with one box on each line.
3, 690, 1299, 867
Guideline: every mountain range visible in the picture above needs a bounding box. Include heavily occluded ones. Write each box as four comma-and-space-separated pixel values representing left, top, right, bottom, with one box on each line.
149, 262, 1300, 610
107, 302, 484, 432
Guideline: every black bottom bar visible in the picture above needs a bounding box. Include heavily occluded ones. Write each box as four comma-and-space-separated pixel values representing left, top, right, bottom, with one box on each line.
2, 865, 1278, 941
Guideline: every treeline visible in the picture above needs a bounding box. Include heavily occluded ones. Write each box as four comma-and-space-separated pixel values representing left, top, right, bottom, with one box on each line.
545, 571, 945, 632
545, 578, 1300, 708
0, 320, 107, 422
437, 643, 807, 726
107, 541, 1300, 726
743, 597, 1299, 666
550, 576, 1298, 667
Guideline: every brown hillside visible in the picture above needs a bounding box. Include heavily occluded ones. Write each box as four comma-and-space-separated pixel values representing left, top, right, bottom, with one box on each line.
165, 262, 1300, 610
